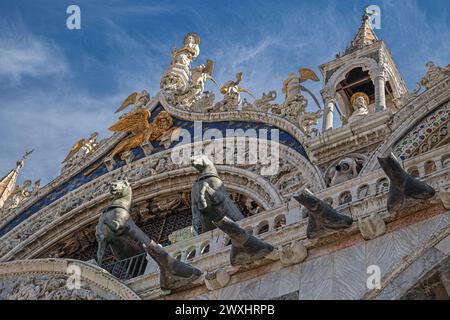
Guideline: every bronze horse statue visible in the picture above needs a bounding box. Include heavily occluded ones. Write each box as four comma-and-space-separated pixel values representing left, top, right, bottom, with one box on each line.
96, 179, 201, 290
378, 154, 435, 213
190, 155, 274, 265
293, 188, 353, 238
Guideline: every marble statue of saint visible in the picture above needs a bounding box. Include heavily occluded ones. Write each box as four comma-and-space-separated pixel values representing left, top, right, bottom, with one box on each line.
347, 92, 369, 124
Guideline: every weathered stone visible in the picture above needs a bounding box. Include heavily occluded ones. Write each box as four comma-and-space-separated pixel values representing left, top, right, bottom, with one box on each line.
204, 268, 230, 290
279, 241, 308, 266
103, 156, 116, 171
168, 226, 194, 244
358, 213, 386, 240
122, 150, 135, 164
140, 141, 154, 156
439, 188, 450, 209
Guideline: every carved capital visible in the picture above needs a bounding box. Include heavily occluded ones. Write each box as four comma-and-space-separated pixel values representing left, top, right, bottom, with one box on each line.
369, 67, 387, 81
320, 88, 336, 104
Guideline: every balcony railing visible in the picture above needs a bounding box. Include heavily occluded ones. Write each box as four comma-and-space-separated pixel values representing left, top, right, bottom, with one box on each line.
102, 253, 147, 280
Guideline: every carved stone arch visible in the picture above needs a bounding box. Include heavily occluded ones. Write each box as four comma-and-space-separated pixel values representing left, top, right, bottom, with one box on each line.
132, 165, 284, 209
0, 259, 141, 300
0, 130, 330, 261
325, 56, 406, 106
324, 57, 379, 117
158, 92, 310, 145
382, 62, 406, 99
325, 58, 379, 97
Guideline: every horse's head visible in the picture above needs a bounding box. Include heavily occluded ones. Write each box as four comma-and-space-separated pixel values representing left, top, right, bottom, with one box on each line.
109, 179, 132, 200
293, 188, 321, 212
377, 153, 403, 179
190, 154, 217, 176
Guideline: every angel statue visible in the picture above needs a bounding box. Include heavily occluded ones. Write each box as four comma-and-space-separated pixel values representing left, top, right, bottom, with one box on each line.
273, 68, 322, 136
242, 90, 278, 112
62, 132, 99, 168
108, 109, 180, 160
174, 59, 218, 108
114, 90, 150, 114
213, 72, 256, 112
282, 68, 321, 109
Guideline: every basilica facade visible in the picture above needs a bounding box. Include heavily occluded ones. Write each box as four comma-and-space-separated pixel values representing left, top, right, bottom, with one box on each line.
0, 12, 449, 300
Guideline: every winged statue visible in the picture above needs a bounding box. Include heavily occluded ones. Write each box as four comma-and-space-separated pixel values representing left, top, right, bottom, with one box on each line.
213, 72, 255, 112
108, 109, 179, 160
191, 59, 218, 88
62, 132, 99, 163
174, 59, 219, 108
220, 71, 256, 99
273, 68, 323, 136
281, 68, 322, 110
114, 90, 150, 113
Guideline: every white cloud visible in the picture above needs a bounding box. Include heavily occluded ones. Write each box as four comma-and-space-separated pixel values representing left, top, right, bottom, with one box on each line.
0, 89, 123, 186
0, 26, 69, 84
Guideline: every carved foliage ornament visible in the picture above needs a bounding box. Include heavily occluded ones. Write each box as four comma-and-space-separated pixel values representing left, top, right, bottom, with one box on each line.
0, 275, 102, 300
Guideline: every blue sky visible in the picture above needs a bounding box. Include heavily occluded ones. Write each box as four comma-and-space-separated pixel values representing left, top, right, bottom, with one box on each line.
0, 0, 449, 186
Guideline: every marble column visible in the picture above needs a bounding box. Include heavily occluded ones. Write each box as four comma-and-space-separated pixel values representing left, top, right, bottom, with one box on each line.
322, 97, 336, 132
373, 72, 387, 112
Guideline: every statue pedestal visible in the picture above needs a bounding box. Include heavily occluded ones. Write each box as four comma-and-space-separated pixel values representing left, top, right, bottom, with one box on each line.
439, 188, 450, 209
104, 157, 116, 171
358, 213, 386, 240
122, 151, 135, 164
160, 63, 190, 94
140, 141, 154, 156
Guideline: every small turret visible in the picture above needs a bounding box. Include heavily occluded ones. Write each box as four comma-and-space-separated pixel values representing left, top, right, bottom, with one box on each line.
319, 9, 408, 131
0, 150, 33, 209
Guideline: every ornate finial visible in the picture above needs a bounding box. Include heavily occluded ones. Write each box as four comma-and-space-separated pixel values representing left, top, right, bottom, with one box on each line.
363, 8, 370, 20
364, 7, 378, 18
16, 149, 34, 170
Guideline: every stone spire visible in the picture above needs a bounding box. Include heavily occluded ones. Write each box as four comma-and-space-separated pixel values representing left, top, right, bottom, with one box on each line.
0, 150, 33, 209
345, 10, 378, 55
